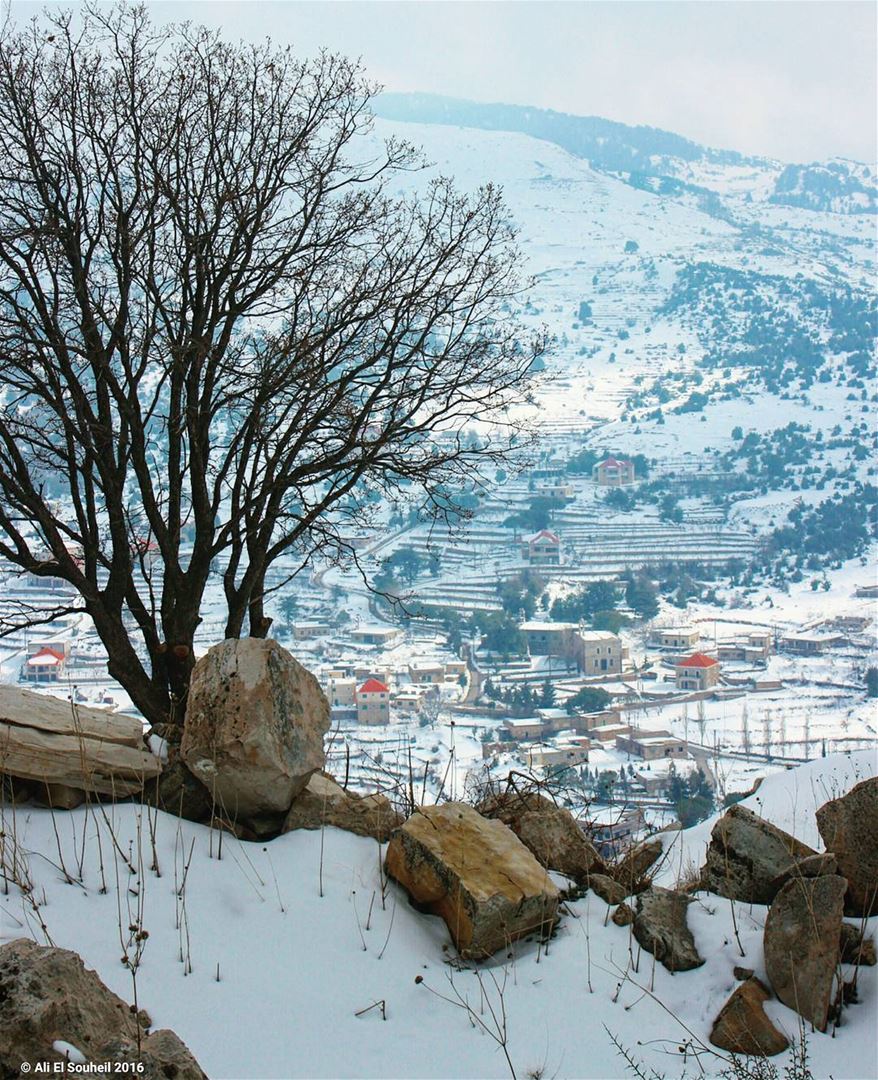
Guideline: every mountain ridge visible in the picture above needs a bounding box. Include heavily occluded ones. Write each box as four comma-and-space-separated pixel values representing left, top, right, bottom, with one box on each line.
374, 92, 876, 214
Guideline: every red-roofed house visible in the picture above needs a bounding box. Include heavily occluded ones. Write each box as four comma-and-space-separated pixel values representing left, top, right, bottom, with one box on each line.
593, 457, 635, 486
356, 678, 390, 725
22, 645, 68, 683
674, 653, 721, 692
520, 529, 561, 566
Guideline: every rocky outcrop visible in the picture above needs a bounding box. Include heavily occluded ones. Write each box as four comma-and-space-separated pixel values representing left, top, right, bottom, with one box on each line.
610, 839, 664, 893
702, 804, 818, 904
0, 939, 204, 1078
764, 874, 846, 1032
181, 638, 329, 821
0, 684, 161, 800
633, 886, 704, 972
710, 977, 790, 1057
839, 921, 876, 966
816, 777, 878, 916
385, 802, 559, 959
283, 772, 402, 841
476, 790, 603, 884
589, 873, 628, 906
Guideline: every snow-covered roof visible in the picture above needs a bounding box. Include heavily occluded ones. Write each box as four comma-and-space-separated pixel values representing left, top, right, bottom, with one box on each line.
27, 648, 65, 665
523, 529, 560, 544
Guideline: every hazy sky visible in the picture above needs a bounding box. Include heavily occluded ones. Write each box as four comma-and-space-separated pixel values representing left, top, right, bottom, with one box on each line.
10, 2, 877, 163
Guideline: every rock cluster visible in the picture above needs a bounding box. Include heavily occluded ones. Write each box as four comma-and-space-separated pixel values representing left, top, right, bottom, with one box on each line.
0, 939, 204, 1078
699, 783, 878, 1047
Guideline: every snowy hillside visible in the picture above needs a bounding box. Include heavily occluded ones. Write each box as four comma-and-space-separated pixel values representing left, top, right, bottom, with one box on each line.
366, 107, 876, 564
1, 752, 875, 1079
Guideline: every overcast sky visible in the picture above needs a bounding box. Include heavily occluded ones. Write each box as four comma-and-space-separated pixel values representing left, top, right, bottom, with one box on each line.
11, 1, 877, 163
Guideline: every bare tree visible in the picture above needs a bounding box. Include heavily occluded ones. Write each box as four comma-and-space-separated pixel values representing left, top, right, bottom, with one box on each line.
0, 6, 542, 729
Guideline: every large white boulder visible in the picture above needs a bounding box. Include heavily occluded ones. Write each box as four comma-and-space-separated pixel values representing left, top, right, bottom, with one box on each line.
181, 638, 329, 820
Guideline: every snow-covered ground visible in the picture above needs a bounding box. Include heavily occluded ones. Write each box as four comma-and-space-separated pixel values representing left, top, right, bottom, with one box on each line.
1, 751, 875, 1079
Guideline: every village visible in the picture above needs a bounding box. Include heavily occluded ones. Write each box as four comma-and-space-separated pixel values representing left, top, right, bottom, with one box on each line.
2, 448, 874, 857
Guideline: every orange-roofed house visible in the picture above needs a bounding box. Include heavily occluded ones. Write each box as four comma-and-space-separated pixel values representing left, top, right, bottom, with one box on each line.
674, 653, 721, 692
520, 529, 561, 566
592, 456, 636, 486
22, 645, 68, 683
356, 678, 390, 725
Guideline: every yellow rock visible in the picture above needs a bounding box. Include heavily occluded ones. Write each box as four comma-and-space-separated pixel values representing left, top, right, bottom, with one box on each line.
385, 802, 559, 959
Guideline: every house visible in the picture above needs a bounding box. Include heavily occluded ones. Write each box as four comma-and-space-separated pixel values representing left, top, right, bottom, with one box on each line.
636, 771, 671, 797
443, 660, 468, 681
616, 728, 687, 761
356, 678, 390, 725
855, 584, 878, 599
21, 643, 69, 683
502, 717, 545, 740
407, 662, 445, 685
536, 483, 575, 501
675, 653, 721, 691
779, 632, 845, 656
585, 808, 646, 858
326, 675, 357, 707
519, 529, 561, 566
649, 627, 700, 651
717, 632, 772, 664
349, 626, 402, 647
353, 665, 392, 686
526, 742, 589, 771
592, 456, 635, 486
392, 687, 429, 709
578, 630, 623, 675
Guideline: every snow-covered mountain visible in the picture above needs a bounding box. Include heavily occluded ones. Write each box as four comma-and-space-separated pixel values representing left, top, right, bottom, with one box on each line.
375, 94, 877, 216
366, 101, 876, 568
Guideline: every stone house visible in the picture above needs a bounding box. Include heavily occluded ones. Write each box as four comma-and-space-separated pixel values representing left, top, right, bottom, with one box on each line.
578, 630, 623, 675
408, 662, 445, 685
326, 674, 357, 707
526, 742, 589, 771
616, 728, 687, 761
649, 626, 700, 650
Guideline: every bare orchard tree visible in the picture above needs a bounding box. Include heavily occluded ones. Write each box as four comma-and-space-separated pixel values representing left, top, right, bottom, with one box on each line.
0, 7, 543, 730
